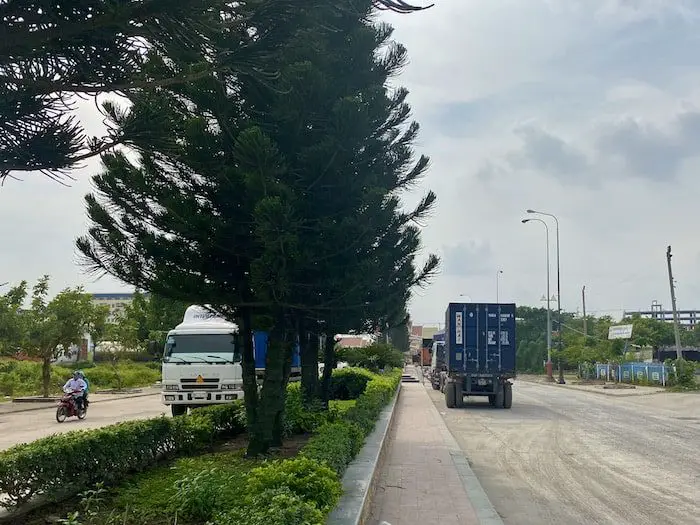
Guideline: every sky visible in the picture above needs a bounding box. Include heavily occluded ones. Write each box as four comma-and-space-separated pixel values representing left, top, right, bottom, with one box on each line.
3, 0, 700, 328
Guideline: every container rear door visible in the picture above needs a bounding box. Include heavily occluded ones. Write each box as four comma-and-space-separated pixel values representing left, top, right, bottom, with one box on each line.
482, 304, 516, 374
447, 303, 516, 374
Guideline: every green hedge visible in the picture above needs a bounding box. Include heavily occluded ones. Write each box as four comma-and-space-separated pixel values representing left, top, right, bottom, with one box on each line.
209, 369, 401, 523
302, 368, 401, 476
0, 402, 245, 509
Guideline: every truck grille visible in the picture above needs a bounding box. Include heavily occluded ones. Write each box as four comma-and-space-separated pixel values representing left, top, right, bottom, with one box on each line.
180, 378, 219, 390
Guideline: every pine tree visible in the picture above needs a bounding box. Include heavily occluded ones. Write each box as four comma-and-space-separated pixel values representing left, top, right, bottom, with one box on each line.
0, 0, 306, 181
77, 0, 436, 455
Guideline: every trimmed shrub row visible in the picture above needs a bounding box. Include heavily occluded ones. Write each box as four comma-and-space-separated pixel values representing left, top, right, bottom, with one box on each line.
302, 368, 401, 476
221, 368, 400, 524
0, 402, 245, 509
175, 368, 401, 525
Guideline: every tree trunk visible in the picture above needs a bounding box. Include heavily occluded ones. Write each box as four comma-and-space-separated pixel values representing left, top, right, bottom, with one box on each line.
247, 313, 288, 456
299, 317, 318, 405
41, 356, 51, 398
240, 307, 258, 436
319, 332, 336, 407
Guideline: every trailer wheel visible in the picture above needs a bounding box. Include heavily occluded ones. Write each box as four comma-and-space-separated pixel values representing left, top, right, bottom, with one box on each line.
445, 383, 456, 408
455, 389, 464, 408
503, 382, 513, 409
431, 378, 440, 390
494, 385, 505, 408
488, 395, 496, 406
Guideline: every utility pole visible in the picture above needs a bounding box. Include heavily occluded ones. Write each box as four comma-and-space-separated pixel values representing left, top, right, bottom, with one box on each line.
666, 246, 683, 359
582, 285, 587, 338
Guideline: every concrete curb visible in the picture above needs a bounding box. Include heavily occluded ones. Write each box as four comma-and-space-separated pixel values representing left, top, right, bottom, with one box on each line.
427, 384, 505, 525
326, 381, 402, 525
0, 390, 161, 415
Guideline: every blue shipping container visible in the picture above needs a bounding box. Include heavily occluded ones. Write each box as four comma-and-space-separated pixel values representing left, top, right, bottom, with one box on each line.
444, 303, 516, 375
252, 331, 301, 370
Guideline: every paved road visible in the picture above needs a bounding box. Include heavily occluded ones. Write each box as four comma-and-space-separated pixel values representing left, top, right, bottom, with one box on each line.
0, 395, 167, 451
426, 380, 700, 525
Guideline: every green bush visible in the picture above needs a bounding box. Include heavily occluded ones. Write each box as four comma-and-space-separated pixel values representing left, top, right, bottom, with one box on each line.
301, 421, 364, 476
216, 487, 325, 525
337, 343, 404, 372
329, 367, 377, 400
0, 402, 246, 509
170, 466, 238, 522
666, 358, 699, 390
284, 382, 331, 435
245, 457, 341, 514
214, 458, 341, 525
94, 350, 159, 363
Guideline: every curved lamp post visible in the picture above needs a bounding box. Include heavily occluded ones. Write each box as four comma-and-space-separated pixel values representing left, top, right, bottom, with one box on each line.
522, 218, 553, 380
527, 209, 565, 384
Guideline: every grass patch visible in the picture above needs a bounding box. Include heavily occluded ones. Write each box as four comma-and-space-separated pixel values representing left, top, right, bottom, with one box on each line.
0, 359, 160, 397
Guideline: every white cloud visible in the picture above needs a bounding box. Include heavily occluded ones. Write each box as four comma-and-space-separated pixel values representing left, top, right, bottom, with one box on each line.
3, 1, 700, 331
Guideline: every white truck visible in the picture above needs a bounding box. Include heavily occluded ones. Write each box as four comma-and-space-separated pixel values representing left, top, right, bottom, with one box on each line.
161, 305, 301, 416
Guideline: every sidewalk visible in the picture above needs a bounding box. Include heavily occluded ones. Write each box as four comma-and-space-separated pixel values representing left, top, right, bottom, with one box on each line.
368, 372, 502, 525
0, 386, 161, 415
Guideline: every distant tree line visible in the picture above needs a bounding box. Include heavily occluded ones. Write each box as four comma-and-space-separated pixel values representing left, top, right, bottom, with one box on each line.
516, 306, 700, 372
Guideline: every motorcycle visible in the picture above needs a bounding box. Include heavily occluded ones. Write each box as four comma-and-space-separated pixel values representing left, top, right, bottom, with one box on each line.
56, 389, 87, 423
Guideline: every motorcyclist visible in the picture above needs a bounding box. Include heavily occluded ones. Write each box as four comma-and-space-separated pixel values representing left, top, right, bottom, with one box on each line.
76, 370, 90, 407
63, 371, 87, 410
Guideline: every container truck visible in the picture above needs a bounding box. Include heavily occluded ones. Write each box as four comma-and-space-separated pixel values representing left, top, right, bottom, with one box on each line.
161, 305, 300, 416
443, 302, 516, 409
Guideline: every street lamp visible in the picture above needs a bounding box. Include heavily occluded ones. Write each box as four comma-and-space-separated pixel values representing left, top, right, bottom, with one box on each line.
522, 218, 553, 380
496, 270, 503, 303
527, 209, 565, 384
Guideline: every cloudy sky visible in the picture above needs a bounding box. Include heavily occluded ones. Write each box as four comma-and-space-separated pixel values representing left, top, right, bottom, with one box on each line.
3, 0, 700, 328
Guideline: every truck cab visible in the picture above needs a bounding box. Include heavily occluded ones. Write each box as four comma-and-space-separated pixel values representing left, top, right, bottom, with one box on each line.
161, 305, 302, 416
161, 306, 243, 416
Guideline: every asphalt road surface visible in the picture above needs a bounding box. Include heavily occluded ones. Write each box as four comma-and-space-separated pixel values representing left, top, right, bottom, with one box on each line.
0, 395, 167, 451
426, 380, 700, 525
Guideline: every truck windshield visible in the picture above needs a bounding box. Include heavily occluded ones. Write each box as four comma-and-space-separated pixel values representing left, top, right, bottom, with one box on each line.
164, 334, 238, 361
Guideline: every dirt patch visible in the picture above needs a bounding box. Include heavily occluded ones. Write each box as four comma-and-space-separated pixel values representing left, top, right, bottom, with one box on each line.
214, 433, 311, 457
602, 383, 636, 390
572, 379, 606, 385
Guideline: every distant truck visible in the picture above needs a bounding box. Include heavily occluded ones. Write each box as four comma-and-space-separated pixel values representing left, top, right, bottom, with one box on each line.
428, 330, 446, 390
161, 305, 300, 416
442, 302, 516, 409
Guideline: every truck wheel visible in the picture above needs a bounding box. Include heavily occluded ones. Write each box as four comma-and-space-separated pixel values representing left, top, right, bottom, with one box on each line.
431, 378, 440, 391
445, 383, 456, 408
503, 383, 513, 409
494, 385, 505, 408
455, 389, 464, 408
171, 405, 187, 417
488, 395, 496, 406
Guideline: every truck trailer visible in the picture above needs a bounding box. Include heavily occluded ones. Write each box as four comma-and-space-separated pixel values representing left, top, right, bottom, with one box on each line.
443, 302, 516, 409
